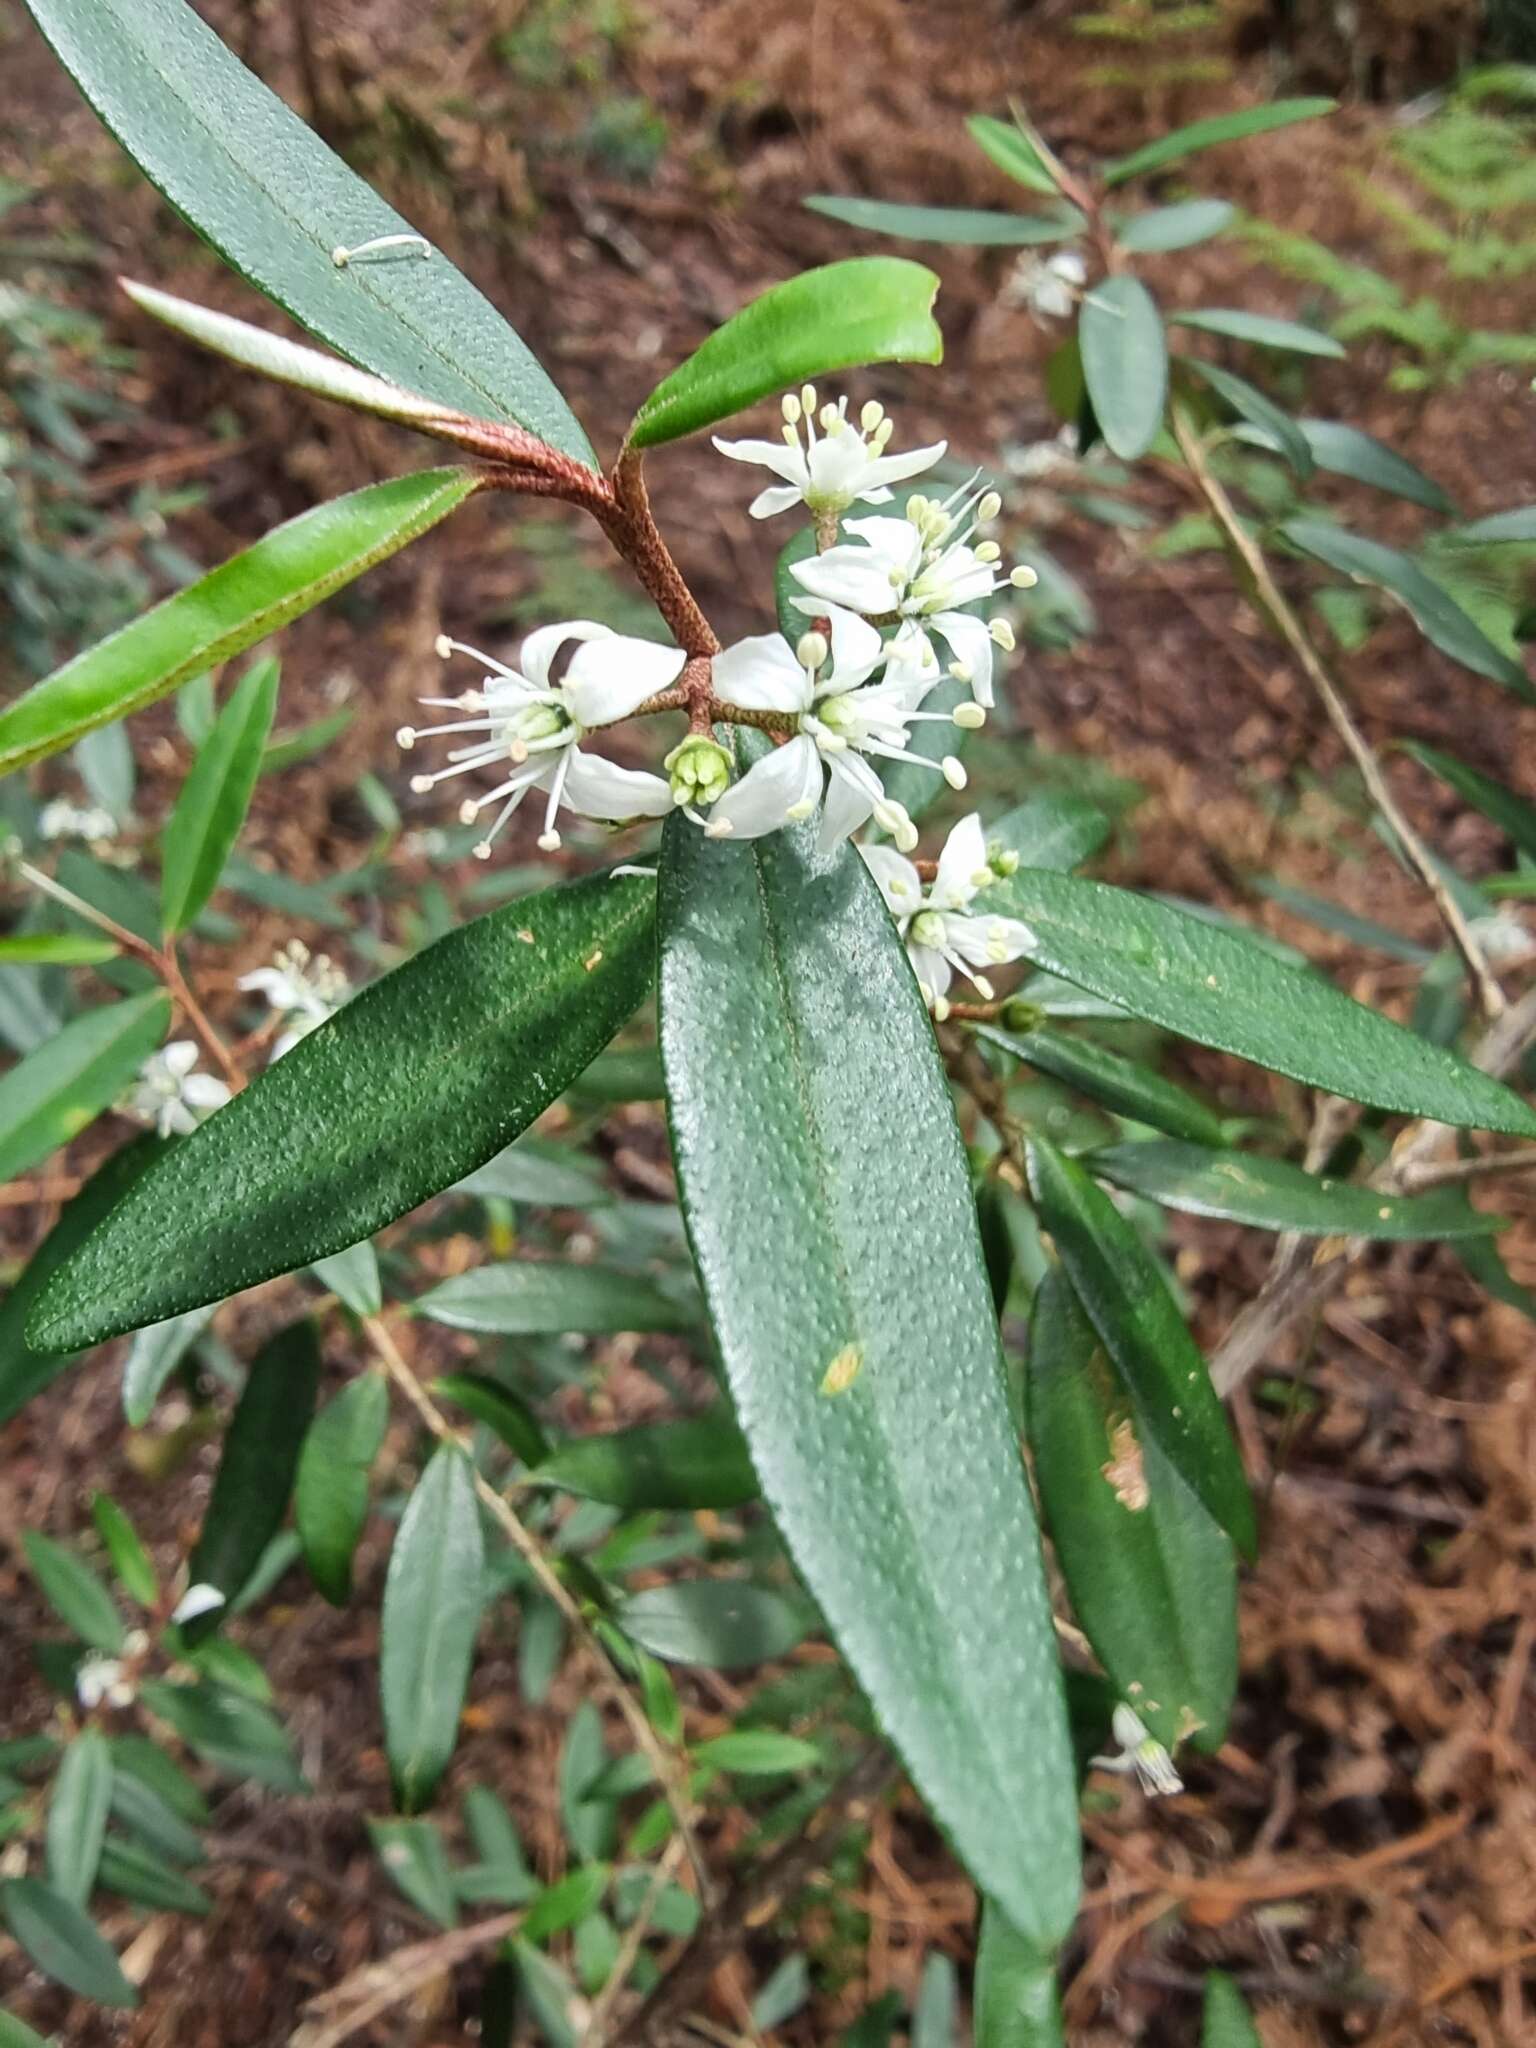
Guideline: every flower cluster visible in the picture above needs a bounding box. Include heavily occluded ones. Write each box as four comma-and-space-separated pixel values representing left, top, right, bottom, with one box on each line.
861, 813, 1032, 1014
121, 1041, 230, 1137
241, 940, 349, 1060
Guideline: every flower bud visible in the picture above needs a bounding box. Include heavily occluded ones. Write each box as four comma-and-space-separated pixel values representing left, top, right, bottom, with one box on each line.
987, 842, 1021, 879
1000, 997, 1045, 1033
795, 629, 829, 672
665, 734, 734, 810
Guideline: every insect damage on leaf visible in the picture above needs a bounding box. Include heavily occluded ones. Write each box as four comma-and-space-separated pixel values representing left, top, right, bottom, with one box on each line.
820, 1343, 864, 1396
1101, 1416, 1149, 1511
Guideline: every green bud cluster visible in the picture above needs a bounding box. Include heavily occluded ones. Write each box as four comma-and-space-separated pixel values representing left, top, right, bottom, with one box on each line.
665, 734, 733, 809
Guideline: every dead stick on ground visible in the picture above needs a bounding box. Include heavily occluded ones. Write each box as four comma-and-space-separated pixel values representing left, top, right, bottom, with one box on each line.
579, 1833, 690, 2048
1169, 405, 1506, 1024
289, 1909, 523, 2048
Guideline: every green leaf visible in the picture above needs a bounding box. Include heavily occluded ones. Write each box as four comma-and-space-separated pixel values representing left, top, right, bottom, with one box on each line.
186, 1320, 321, 1628
658, 806, 1079, 1946
458, 1785, 536, 1905
96, 1836, 211, 1915
107, 1769, 204, 1867
123, 1306, 216, 1426
454, 1138, 611, 1208
979, 1025, 1224, 1144
1079, 277, 1167, 460
31, 871, 657, 1350
261, 708, 353, 775
533, 1416, 758, 1511
1172, 308, 1344, 358
1114, 200, 1236, 253
0, 2010, 54, 2048
21, 0, 590, 460
1103, 98, 1337, 185
523, 1865, 610, 1943
90, 1495, 158, 1607
0, 992, 169, 1182
694, 1731, 820, 1777
431, 1372, 550, 1466
1449, 505, 1536, 544
310, 1238, 383, 1316
0, 934, 119, 966
913, 1953, 958, 2048
1202, 1971, 1263, 2048
45, 1731, 112, 1907
803, 197, 1085, 246
1232, 420, 1450, 511
511, 1940, 579, 2048
1402, 741, 1536, 863
368, 1817, 460, 1928
974, 1903, 1064, 2048
22, 1533, 124, 1653
138, 1679, 304, 1791
109, 1737, 210, 1827
0, 1879, 138, 2008
990, 794, 1110, 875
1184, 359, 1312, 476
0, 474, 476, 781
617, 1582, 806, 1670
1086, 1138, 1501, 1239
1027, 1269, 1236, 1750
628, 260, 942, 450
160, 655, 279, 934
988, 868, 1536, 1135
966, 115, 1062, 197
295, 1370, 388, 1605
415, 1262, 693, 1337
1281, 518, 1531, 695
559, 1701, 614, 1863
381, 1446, 484, 1812
1026, 1137, 1255, 1556
0, 1136, 165, 1427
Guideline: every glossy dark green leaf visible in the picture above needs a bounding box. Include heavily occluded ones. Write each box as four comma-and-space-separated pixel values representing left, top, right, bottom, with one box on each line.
980, 1025, 1224, 1143
966, 115, 1062, 196
0, 1879, 138, 2008
533, 1415, 758, 1510
139, 1679, 305, 1792
973, 1903, 1064, 2048
567, 1045, 665, 1104
0, 471, 478, 777
1173, 308, 1344, 358
0, 992, 168, 1182
294, 1370, 388, 1605
659, 805, 1079, 1945
1028, 1269, 1236, 1749
1449, 505, 1536, 544
96, 1836, 211, 1916
415, 1261, 692, 1337
22, 1533, 124, 1653
1115, 200, 1235, 253
45, 1731, 112, 1907
1232, 420, 1450, 511
804, 196, 1085, 246
1086, 1138, 1501, 1239
368, 1817, 459, 1927
432, 1372, 550, 1467
988, 868, 1536, 1135
617, 1582, 806, 1671
21, 0, 589, 459
989, 793, 1110, 875
381, 1446, 484, 1812
628, 260, 942, 449
1027, 1137, 1255, 1556
1282, 518, 1530, 694
1185, 358, 1311, 476
185, 1320, 321, 1631
1079, 277, 1167, 460
0, 1136, 164, 1426
160, 656, 279, 934
1402, 741, 1536, 863
31, 871, 657, 1350
1203, 1972, 1263, 2048
89, 1495, 158, 1608
1103, 98, 1337, 185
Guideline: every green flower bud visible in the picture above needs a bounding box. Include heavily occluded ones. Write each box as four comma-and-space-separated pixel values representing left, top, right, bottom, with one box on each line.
665, 734, 733, 810
1000, 997, 1045, 1034
987, 842, 1021, 880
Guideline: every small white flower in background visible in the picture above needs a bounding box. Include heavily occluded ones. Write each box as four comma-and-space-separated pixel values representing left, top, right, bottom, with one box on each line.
1003, 246, 1087, 324
39, 799, 118, 844
398, 622, 681, 857
1467, 911, 1532, 966
75, 1630, 148, 1711
861, 813, 1034, 1010
171, 1582, 226, 1627
1090, 1703, 1184, 1798
713, 385, 946, 521
1007, 423, 1080, 482
121, 1042, 230, 1137
700, 612, 969, 851
240, 939, 349, 1059
789, 482, 1033, 710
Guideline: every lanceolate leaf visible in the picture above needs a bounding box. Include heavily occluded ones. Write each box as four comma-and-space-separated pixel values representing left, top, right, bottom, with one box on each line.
31, 871, 657, 1350
122, 1305, 216, 1426
381, 1445, 485, 1812
1232, 420, 1451, 512
432, 1373, 550, 1466
0, 470, 479, 777
533, 1415, 759, 1511
1079, 277, 1167, 461
415, 1262, 695, 1337
1027, 1269, 1237, 1750
989, 793, 1110, 875
979, 1024, 1225, 1145
617, 1581, 806, 1671
46, 1731, 113, 1906
1027, 1137, 1256, 1557
22, 1533, 125, 1653
1402, 741, 1536, 864
1103, 98, 1337, 185
21, 0, 590, 460
659, 804, 1079, 1946
628, 260, 942, 450
1114, 200, 1235, 253
1449, 505, 1536, 545
966, 115, 1062, 197
295, 1370, 389, 1605
160, 655, 280, 933
974, 1903, 1065, 2048
0, 992, 168, 1183
988, 868, 1536, 1135
186, 1320, 322, 1627
1086, 1138, 1501, 1239
1203, 1972, 1263, 2048
804, 197, 1085, 246
1171, 308, 1344, 358
0, 1878, 138, 2008
1281, 518, 1531, 695
1185, 359, 1312, 476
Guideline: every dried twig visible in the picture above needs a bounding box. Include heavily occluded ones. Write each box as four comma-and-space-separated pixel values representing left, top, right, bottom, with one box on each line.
288, 1908, 523, 2048
579, 1833, 691, 2048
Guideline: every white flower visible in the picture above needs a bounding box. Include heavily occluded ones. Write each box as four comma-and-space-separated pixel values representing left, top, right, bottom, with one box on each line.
171, 1582, 226, 1627
702, 612, 968, 851
76, 1629, 148, 1711
39, 799, 118, 844
399, 623, 684, 857
861, 813, 1033, 1008
1004, 247, 1087, 324
240, 939, 349, 1060
713, 386, 945, 520
789, 482, 1033, 710
121, 1042, 231, 1137
1090, 1704, 1184, 1798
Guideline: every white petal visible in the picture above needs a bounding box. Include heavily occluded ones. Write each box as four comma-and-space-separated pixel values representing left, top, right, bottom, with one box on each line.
161, 1041, 200, 1077
790, 546, 900, 617
818, 751, 883, 851
823, 605, 885, 691
932, 813, 987, 910
948, 912, 1033, 969
748, 483, 806, 520
563, 635, 687, 728
706, 735, 821, 839
861, 440, 947, 491
561, 749, 674, 821
710, 634, 812, 714
906, 942, 952, 1001
842, 514, 925, 568
172, 1583, 227, 1626
884, 623, 942, 694
711, 436, 809, 488
182, 1074, 233, 1112
519, 618, 612, 691
859, 842, 922, 915
931, 610, 996, 709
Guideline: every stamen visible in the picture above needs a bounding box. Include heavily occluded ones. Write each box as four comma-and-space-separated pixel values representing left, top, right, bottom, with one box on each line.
435, 634, 523, 680
989, 620, 1016, 651
860, 399, 884, 434
942, 755, 968, 789
785, 797, 817, 821
1011, 566, 1039, 589
972, 973, 996, 1001
332, 232, 431, 267
396, 726, 416, 749
975, 541, 1001, 564
782, 392, 802, 425
952, 703, 987, 730
932, 995, 952, 1022
978, 491, 1002, 521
